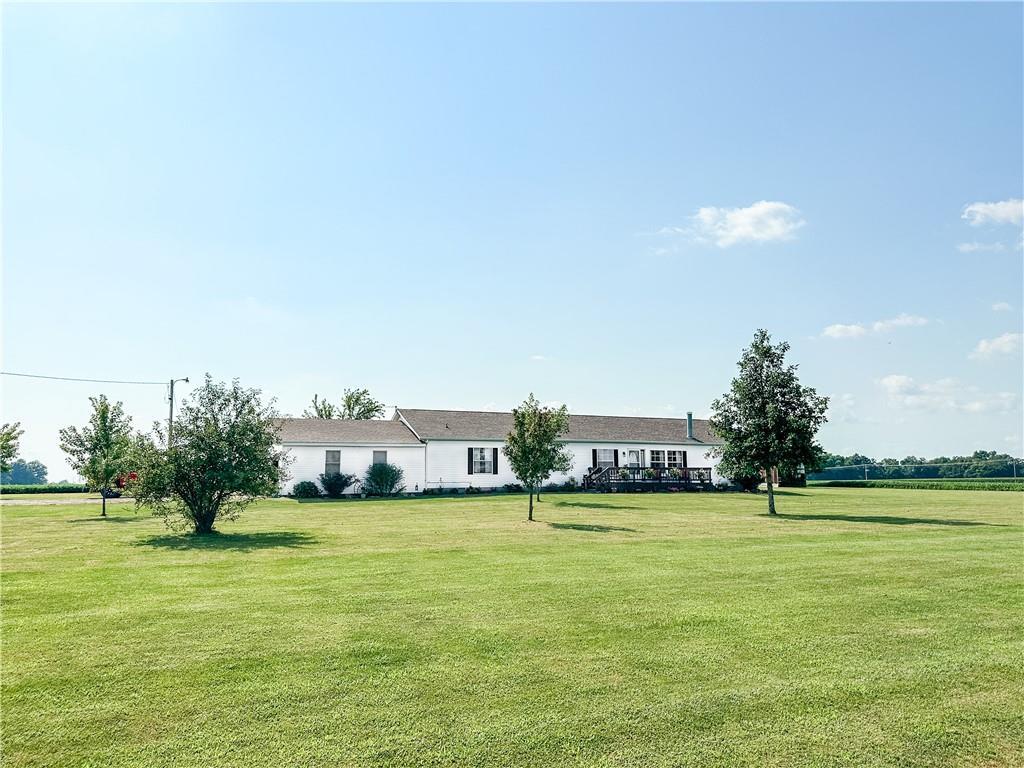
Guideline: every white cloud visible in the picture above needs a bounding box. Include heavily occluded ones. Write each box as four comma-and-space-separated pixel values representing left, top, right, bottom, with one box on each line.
872, 313, 929, 333
822, 323, 867, 338
956, 241, 1007, 253
529, 354, 550, 362
969, 332, 1023, 360
879, 374, 1017, 413
962, 198, 1024, 227
992, 302, 1012, 312
821, 313, 929, 339
687, 200, 805, 248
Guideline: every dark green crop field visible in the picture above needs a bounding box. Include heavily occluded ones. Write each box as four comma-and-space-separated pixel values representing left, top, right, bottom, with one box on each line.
2, 488, 1021, 767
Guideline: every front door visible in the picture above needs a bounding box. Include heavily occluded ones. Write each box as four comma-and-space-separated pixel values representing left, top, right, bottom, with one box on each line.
627, 449, 641, 468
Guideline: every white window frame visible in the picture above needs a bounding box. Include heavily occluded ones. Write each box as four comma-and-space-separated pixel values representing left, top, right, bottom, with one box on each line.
650, 450, 666, 468
596, 448, 616, 468
325, 450, 341, 475
372, 450, 388, 465
472, 447, 493, 474
667, 450, 685, 468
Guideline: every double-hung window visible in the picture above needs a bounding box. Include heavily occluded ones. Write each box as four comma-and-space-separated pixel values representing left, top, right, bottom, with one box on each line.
372, 450, 388, 465
650, 450, 666, 468
472, 447, 493, 474
667, 450, 686, 468
324, 450, 341, 475
596, 449, 616, 468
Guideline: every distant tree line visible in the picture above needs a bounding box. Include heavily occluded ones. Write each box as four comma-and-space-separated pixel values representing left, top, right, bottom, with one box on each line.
1, 459, 48, 485
810, 450, 1021, 480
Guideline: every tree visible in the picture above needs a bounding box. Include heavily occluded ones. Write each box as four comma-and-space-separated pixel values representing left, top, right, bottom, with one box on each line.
130, 376, 287, 534
709, 330, 829, 515
502, 394, 573, 521
1, 458, 48, 485
303, 394, 339, 419
0, 422, 23, 474
340, 388, 385, 420
302, 388, 385, 420
59, 396, 134, 517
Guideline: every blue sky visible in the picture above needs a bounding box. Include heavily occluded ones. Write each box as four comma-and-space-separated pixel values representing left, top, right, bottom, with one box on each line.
3, 2, 1022, 479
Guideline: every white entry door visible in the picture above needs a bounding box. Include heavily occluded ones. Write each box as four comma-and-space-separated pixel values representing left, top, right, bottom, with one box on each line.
627, 450, 641, 467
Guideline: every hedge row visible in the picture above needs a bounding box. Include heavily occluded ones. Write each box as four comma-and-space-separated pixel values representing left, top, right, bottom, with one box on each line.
811, 479, 1024, 492
0, 483, 90, 495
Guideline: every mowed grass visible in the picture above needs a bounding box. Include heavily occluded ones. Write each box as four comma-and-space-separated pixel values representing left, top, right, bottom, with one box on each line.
2, 489, 1021, 767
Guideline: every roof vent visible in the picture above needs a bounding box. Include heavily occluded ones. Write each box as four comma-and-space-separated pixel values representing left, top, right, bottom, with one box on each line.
686, 411, 694, 440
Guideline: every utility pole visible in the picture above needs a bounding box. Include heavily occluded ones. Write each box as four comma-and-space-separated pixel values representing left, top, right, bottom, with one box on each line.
168, 377, 190, 446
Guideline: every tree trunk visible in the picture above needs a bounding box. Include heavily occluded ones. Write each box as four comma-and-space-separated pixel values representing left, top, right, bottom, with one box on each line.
528, 489, 534, 521
765, 471, 777, 515
101, 492, 107, 517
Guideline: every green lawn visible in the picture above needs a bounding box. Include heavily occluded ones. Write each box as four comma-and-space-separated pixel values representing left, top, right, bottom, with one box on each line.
3, 489, 1021, 767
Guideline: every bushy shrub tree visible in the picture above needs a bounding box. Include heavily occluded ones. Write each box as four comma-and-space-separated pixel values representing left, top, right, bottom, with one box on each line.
319, 472, 356, 498
292, 480, 321, 499
362, 462, 405, 496
130, 376, 287, 534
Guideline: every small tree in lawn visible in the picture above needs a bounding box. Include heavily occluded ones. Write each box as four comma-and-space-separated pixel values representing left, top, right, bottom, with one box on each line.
710, 329, 829, 515
0, 422, 24, 474
130, 376, 287, 534
503, 394, 573, 521
59, 397, 134, 517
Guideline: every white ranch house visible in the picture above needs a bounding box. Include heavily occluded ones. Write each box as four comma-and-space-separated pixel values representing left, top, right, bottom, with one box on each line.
277, 408, 724, 494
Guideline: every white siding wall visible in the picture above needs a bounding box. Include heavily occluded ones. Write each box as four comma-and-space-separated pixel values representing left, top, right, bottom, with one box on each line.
279, 444, 426, 495
423, 440, 723, 489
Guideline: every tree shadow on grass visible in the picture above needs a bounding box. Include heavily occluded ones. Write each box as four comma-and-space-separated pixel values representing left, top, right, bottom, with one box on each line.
134, 531, 319, 551
552, 501, 644, 511
773, 513, 1002, 527
547, 522, 639, 533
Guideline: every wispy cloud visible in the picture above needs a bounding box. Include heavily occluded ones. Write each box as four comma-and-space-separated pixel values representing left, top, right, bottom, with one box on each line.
871, 313, 929, 333
956, 241, 1007, 253
661, 200, 805, 249
529, 354, 550, 362
992, 302, 1012, 312
879, 374, 1017, 413
969, 332, 1023, 360
821, 313, 928, 339
822, 323, 867, 339
962, 198, 1023, 227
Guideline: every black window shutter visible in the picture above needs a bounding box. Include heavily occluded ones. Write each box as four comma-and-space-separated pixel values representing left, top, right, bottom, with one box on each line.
592, 448, 597, 468
614, 450, 619, 467
492, 447, 498, 474
467, 447, 474, 474
683, 451, 688, 468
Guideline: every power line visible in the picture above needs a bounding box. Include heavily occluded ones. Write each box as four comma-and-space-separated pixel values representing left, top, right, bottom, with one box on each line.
0, 371, 167, 386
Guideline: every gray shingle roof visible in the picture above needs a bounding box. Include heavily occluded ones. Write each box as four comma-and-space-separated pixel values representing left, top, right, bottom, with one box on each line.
396, 409, 719, 444
275, 418, 421, 444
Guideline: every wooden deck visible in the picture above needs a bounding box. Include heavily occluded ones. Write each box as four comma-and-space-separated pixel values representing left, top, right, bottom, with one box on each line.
583, 465, 714, 491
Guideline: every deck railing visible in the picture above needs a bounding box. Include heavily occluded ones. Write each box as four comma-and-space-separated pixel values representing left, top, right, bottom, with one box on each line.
583, 465, 713, 490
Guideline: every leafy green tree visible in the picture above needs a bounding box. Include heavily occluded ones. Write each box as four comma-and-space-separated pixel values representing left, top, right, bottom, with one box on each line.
1, 458, 48, 485
303, 388, 385, 420
502, 394, 573, 521
59, 396, 134, 517
340, 388, 385, 420
303, 394, 339, 419
130, 376, 287, 534
0, 422, 23, 474
710, 330, 829, 515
